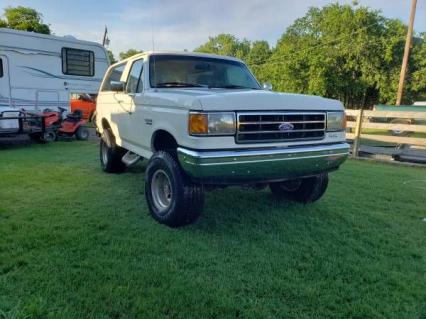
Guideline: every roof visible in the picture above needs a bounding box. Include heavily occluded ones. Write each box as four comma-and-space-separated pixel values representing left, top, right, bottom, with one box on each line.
0, 27, 105, 49
114, 51, 243, 66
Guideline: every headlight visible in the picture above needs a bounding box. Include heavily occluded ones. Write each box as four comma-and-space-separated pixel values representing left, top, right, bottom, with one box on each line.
327, 112, 346, 131
189, 112, 236, 136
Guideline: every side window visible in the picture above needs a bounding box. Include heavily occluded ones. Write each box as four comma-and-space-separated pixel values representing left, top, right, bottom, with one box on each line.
126, 59, 144, 94
0, 58, 3, 78
62, 47, 94, 76
101, 64, 126, 91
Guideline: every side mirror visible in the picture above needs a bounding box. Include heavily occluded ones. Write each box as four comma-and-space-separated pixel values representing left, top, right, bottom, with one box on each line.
110, 81, 125, 92
262, 82, 273, 91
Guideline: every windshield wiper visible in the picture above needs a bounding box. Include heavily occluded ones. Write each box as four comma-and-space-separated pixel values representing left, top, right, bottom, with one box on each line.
212, 85, 260, 90
155, 82, 207, 88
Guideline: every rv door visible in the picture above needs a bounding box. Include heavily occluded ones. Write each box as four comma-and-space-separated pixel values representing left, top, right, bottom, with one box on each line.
0, 55, 11, 108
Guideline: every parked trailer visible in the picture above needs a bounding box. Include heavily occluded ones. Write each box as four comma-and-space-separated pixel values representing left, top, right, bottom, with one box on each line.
0, 28, 109, 136
0, 110, 47, 141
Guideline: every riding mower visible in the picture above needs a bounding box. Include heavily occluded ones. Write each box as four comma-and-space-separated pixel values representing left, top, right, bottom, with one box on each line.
31, 107, 90, 142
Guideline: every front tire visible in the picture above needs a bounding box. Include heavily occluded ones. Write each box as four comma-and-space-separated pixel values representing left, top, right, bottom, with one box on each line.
145, 151, 204, 227
75, 126, 89, 140
270, 173, 329, 203
100, 129, 126, 173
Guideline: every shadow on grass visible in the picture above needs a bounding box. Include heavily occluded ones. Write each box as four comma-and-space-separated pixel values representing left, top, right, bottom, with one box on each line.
0, 136, 33, 149
190, 186, 306, 234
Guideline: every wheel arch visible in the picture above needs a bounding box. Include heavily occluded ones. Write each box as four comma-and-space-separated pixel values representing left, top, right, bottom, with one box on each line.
151, 129, 178, 153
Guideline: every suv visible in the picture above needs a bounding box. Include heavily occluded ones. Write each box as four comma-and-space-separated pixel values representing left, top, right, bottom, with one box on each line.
96, 52, 349, 227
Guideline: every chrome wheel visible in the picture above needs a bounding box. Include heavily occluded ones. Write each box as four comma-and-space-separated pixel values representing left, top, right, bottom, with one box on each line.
101, 139, 109, 165
151, 169, 173, 214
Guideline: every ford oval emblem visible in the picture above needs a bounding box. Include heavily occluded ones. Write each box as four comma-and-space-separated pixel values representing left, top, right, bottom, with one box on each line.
278, 122, 295, 132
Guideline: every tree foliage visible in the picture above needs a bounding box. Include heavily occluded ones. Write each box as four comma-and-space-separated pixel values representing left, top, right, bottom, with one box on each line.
195, 34, 251, 60
119, 49, 143, 60
195, 3, 426, 107
1, 6, 50, 34
107, 50, 117, 64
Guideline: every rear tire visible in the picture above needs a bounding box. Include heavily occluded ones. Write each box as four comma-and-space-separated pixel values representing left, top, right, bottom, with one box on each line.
75, 126, 89, 140
145, 151, 204, 227
100, 129, 126, 173
270, 173, 329, 203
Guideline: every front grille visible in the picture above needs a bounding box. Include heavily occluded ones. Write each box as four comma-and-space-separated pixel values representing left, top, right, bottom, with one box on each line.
236, 112, 326, 143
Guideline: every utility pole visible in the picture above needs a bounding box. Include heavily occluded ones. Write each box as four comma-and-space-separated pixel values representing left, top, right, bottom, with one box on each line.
102, 26, 108, 46
396, 0, 417, 105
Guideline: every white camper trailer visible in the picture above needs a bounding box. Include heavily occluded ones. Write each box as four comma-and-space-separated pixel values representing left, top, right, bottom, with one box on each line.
0, 28, 109, 122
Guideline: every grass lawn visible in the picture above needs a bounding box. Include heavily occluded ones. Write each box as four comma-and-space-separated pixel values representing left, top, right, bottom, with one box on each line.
0, 141, 425, 319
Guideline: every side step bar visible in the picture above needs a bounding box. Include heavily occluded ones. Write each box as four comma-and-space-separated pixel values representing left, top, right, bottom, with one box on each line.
121, 151, 141, 167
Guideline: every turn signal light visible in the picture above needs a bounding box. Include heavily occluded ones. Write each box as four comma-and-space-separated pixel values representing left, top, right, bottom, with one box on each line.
189, 113, 208, 135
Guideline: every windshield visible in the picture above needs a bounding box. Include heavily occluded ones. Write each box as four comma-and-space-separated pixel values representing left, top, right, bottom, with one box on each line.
149, 54, 261, 89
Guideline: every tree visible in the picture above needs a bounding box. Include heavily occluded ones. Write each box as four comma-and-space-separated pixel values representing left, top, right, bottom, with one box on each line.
410, 33, 426, 101
195, 34, 251, 60
194, 4, 425, 106
2, 6, 50, 34
246, 41, 272, 84
119, 49, 143, 60
258, 3, 417, 107
107, 50, 117, 64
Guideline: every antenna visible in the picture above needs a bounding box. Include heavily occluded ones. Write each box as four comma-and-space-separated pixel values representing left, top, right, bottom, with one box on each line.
149, 12, 155, 52
150, 14, 157, 89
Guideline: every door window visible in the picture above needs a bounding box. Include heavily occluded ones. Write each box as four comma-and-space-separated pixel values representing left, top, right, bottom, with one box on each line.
126, 59, 144, 94
101, 63, 126, 91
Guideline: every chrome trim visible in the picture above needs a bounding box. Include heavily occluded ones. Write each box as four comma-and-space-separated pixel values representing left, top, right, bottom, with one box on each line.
236, 111, 326, 144
239, 120, 325, 124
240, 129, 325, 134
177, 143, 349, 184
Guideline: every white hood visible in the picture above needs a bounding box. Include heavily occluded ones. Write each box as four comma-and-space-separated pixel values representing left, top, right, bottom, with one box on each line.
144, 89, 344, 112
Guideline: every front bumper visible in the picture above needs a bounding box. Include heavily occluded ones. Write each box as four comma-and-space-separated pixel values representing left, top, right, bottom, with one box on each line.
177, 143, 350, 184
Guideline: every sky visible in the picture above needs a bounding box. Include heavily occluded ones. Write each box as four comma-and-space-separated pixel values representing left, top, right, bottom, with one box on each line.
1, 0, 425, 56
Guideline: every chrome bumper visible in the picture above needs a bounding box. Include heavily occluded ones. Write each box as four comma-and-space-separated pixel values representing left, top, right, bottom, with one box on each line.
177, 143, 350, 184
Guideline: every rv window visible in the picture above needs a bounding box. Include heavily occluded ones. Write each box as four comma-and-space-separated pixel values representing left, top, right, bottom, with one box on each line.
62, 48, 94, 76
101, 63, 126, 91
0, 58, 3, 78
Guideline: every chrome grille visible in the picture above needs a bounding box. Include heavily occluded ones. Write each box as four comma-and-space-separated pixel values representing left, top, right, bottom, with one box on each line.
236, 112, 326, 143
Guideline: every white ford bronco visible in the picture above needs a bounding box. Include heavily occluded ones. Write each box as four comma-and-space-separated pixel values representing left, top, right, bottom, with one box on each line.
96, 52, 349, 227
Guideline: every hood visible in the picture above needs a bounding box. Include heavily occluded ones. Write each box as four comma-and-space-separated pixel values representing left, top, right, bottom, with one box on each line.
144, 88, 344, 111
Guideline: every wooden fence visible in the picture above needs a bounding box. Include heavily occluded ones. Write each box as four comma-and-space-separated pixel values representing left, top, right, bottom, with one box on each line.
345, 109, 426, 156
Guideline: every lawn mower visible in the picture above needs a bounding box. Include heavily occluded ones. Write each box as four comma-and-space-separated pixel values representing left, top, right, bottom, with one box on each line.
40, 107, 90, 142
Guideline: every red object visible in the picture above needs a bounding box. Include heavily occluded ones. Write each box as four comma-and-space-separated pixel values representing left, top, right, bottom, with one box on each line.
70, 94, 97, 121
42, 107, 89, 140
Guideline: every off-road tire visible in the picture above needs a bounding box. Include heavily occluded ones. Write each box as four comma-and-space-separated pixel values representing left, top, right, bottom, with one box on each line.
75, 126, 89, 140
270, 173, 329, 203
145, 151, 204, 227
100, 128, 126, 173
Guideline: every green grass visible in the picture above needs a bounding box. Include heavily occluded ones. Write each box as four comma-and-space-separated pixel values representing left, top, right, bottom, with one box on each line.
0, 141, 425, 319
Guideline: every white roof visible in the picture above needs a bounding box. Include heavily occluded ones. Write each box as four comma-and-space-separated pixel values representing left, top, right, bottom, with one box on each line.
0, 27, 105, 49
115, 51, 243, 66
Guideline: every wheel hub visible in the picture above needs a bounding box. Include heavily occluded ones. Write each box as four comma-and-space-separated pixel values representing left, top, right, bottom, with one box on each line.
151, 169, 173, 214
101, 140, 108, 164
